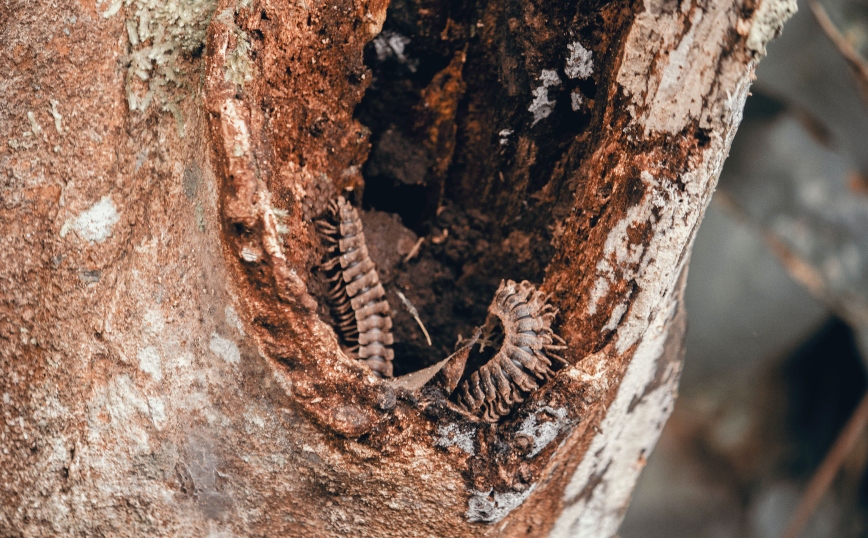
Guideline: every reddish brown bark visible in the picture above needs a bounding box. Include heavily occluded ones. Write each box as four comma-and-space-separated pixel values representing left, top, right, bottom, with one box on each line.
0, 0, 794, 535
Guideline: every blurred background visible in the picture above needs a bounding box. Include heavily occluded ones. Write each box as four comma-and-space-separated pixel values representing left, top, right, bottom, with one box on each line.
620, 0, 868, 536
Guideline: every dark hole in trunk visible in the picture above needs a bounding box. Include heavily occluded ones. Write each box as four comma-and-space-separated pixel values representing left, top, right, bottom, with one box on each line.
336, 0, 596, 380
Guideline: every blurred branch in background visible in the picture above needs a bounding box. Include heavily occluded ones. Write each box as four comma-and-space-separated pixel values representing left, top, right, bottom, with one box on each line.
777, 2, 868, 535
782, 392, 868, 538
809, 0, 868, 107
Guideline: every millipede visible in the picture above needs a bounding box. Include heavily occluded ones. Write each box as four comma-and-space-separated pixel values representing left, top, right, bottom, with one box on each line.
455, 280, 567, 422
317, 196, 395, 378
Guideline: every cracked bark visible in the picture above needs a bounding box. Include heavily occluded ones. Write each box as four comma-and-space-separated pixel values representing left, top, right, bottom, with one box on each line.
0, 0, 794, 535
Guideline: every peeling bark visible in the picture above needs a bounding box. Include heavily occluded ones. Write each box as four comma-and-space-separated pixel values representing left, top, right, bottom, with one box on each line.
0, 0, 794, 535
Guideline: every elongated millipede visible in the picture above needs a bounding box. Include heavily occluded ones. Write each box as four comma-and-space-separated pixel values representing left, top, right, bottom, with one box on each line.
456, 280, 567, 422
317, 197, 395, 378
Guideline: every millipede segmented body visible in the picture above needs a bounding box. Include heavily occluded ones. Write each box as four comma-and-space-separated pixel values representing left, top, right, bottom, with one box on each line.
456, 280, 567, 422
317, 197, 395, 377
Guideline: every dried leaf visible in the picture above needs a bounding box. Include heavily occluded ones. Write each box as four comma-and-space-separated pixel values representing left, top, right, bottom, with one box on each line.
387, 330, 480, 392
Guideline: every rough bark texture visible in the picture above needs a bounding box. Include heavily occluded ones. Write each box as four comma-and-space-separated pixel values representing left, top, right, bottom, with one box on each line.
0, 0, 793, 536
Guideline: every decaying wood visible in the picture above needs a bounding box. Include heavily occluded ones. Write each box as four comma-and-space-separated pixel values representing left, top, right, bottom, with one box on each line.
0, 0, 795, 536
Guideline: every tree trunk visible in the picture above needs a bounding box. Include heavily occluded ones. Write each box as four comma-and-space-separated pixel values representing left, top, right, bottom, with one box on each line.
0, 0, 793, 535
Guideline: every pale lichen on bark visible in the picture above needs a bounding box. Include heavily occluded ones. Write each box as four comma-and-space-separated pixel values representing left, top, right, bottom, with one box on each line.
545, 0, 795, 533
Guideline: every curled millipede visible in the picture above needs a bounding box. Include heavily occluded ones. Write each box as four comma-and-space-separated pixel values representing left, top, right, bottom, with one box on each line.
456, 280, 567, 422
317, 197, 395, 378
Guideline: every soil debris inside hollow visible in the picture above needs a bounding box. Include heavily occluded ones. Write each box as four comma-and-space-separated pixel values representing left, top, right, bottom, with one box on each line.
339, 0, 588, 378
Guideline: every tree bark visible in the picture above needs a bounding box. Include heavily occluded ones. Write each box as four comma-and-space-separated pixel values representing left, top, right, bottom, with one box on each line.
0, 0, 793, 535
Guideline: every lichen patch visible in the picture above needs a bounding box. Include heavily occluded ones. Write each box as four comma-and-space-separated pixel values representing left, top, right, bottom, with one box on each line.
224, 305, 244, 335
101, 0, 218, 118
434, 423, 476, 455
225, 28, 254, 88
142, 308, 166, 336
147, 397, 167, 429
60, 195, 120, 243
49, 99, 64, 134
209, 332, 240, 364
467, 486, 536, 524
528, 69, 561, 125
516, 406, 569, 458
616, 0, 745, 135
565, 42, 593, 79
746, 0, 798, 55
88, 375, 153, 453
137, 345, 162, 382
551, 290, 681, 538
